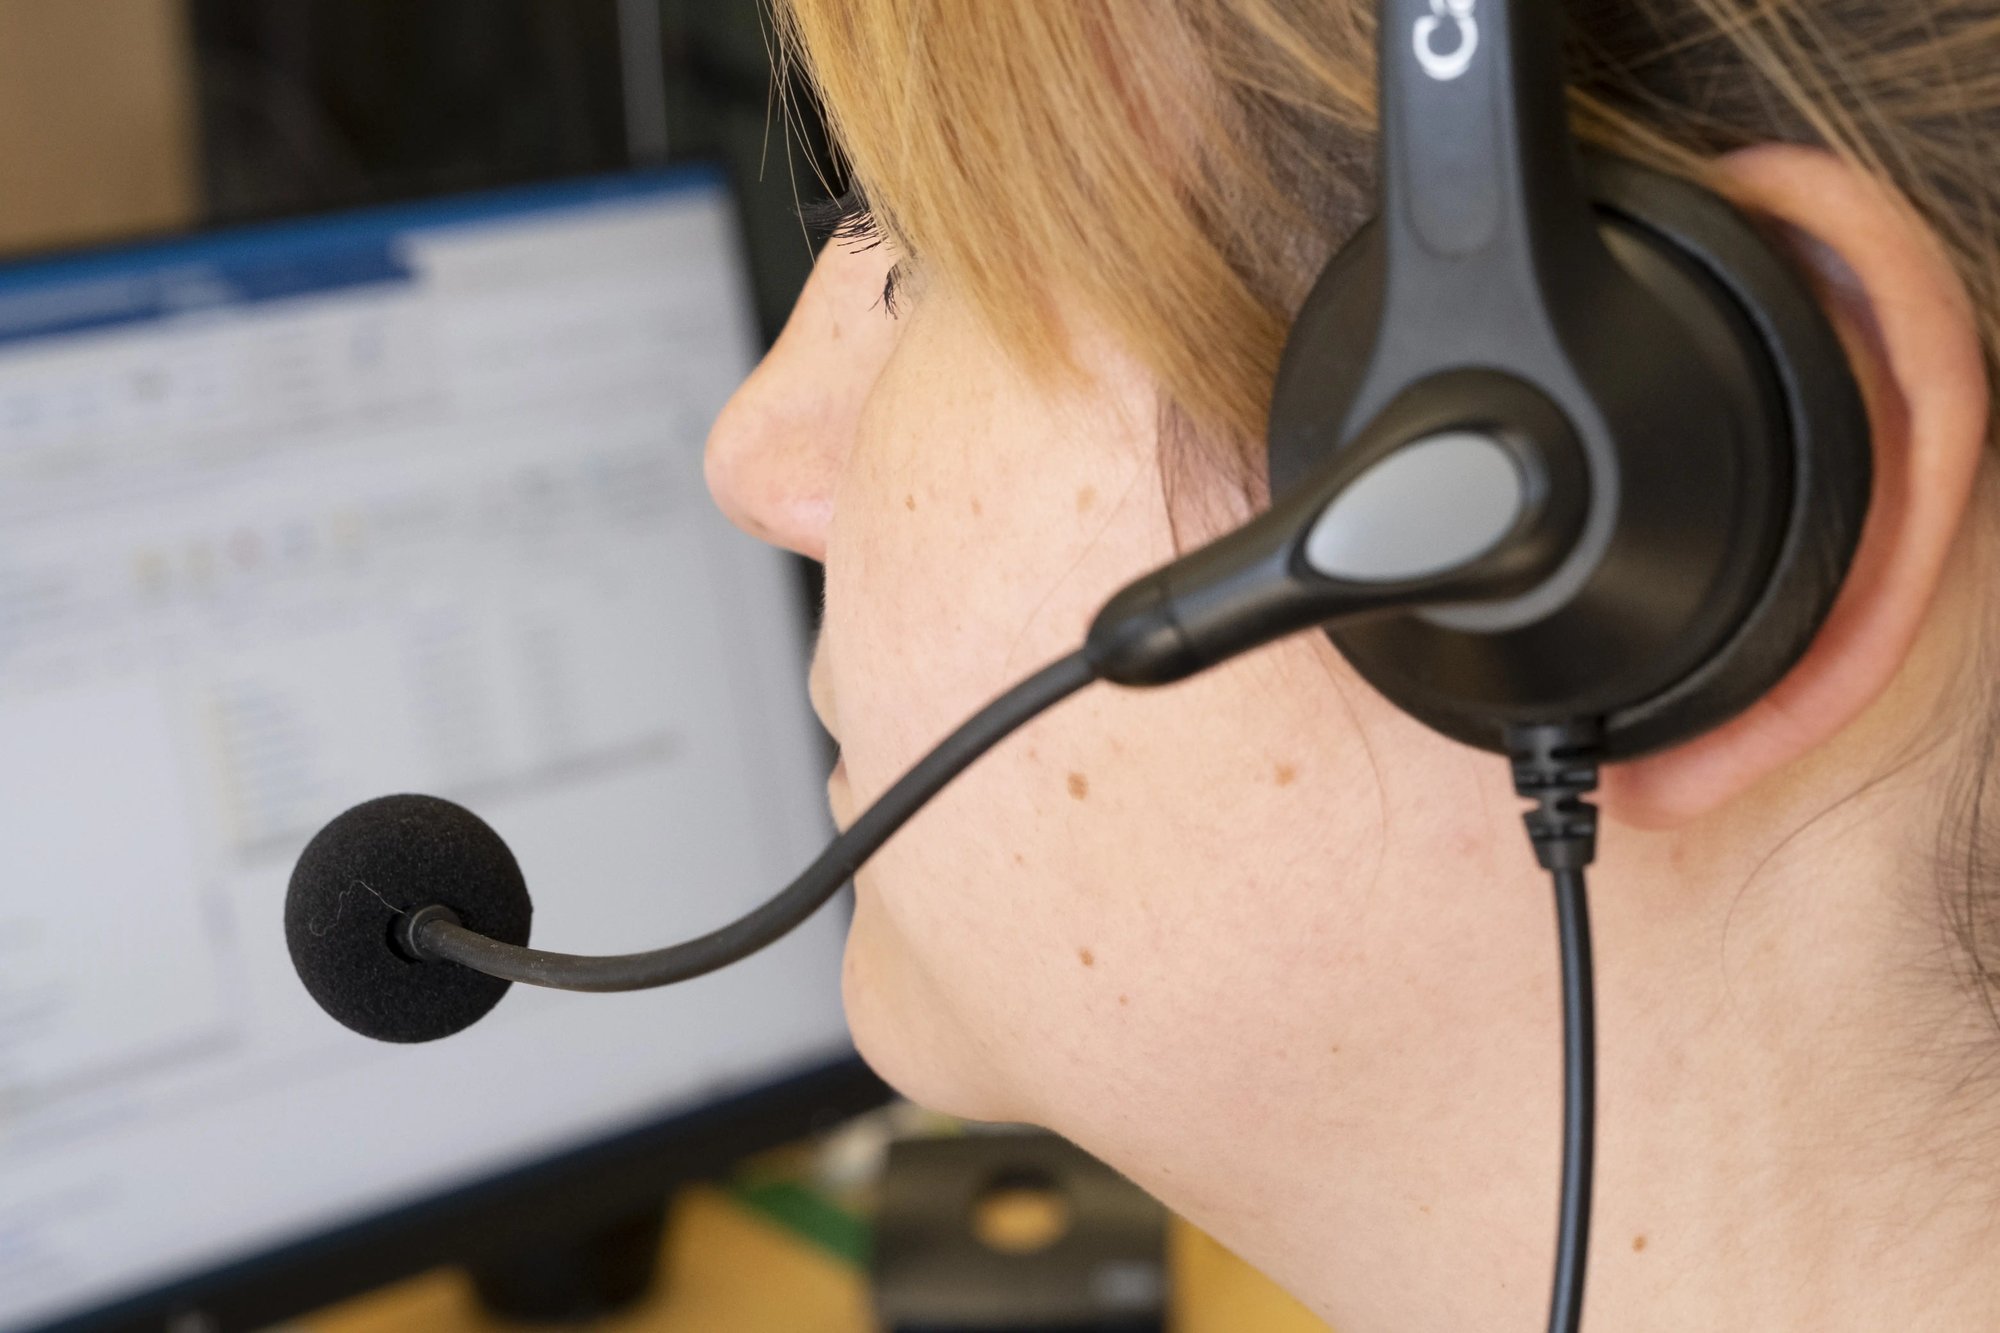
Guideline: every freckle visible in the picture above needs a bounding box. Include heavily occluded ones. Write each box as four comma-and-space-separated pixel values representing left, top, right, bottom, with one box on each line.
1632, 1235, 1647, 1252
1118, 994, 1129, 1006
1078, 948, 1095, 968
1011, 851, 1026, 867
1419, 1204, 1432, 1214
1329, 1045, 1341, 1055
904, 494, 916, 511
970, 497, 983, 517
1274, 762, 1298, 787
1067, 772, 1089, 800
1076, 486, 1097, 513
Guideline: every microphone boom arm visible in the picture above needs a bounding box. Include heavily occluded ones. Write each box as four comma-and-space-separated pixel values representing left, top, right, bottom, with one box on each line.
407, 650, 1100, 991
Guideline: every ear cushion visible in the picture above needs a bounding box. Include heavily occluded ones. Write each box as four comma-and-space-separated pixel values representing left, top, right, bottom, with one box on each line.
1571, 155, 1870, 759
1268, 154, 1871, 761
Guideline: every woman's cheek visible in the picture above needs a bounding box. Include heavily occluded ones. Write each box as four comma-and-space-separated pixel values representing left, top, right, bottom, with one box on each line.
817, 291, 1182, 1117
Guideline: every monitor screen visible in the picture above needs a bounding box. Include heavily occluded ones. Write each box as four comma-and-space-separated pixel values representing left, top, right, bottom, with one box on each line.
0, 168, 851, 1332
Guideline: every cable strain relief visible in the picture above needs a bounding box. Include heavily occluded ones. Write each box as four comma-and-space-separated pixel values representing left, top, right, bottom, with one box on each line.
1505, 719, 1605, 873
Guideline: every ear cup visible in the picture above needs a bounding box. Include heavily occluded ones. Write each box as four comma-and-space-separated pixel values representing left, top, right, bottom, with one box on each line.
1266, 154, 1871, 761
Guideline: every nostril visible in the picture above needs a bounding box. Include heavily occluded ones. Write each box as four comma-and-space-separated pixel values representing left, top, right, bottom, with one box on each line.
705, 454, 780, 546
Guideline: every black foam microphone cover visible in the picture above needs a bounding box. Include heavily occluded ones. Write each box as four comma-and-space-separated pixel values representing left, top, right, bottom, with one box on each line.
285, 794, 533, 1043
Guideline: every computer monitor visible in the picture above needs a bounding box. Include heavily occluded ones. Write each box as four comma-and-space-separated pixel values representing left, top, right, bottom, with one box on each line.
0, 166, 883, 1333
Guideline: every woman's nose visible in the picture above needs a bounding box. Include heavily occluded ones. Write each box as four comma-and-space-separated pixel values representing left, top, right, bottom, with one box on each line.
706, 240, 904, 562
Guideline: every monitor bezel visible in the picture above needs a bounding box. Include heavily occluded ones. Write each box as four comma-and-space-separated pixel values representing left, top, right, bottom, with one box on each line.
33, 1058, 888, 1333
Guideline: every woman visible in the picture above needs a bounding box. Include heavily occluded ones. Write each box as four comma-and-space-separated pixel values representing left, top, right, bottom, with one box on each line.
707, 3, 2000, 1328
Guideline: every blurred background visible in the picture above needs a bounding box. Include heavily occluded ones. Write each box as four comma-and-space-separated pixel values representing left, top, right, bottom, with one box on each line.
0, 0, 833, 340
0, 4, 1326, 1331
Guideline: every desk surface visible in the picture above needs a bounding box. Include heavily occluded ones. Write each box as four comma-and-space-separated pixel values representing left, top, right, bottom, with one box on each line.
302, 1183, 1330, 1333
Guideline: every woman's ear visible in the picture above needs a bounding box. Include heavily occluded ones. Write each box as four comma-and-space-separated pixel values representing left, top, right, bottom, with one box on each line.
1599, 143, 1992, 830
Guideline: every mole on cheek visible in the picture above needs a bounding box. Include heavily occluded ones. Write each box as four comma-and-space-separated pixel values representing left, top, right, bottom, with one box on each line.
1078, 948, 1095, 967
1067, 772, 1089, 800
1274, 762, 1298, 787
1632, 1235, 1647, 1253
904, 494, 916, 511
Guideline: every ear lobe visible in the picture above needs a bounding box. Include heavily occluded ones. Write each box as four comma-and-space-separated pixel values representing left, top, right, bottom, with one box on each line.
1599, 143, 1991, 830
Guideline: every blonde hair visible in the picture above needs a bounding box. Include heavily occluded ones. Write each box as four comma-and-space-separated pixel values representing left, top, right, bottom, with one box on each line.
776, 1, 2000, 465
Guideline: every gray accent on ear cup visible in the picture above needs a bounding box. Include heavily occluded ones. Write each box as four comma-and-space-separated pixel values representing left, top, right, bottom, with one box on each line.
1266, 154, 1869, 761
1304, 431, 1530, 583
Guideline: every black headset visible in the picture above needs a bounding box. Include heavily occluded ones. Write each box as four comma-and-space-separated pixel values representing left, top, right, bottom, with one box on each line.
285, 2, 1872, 1327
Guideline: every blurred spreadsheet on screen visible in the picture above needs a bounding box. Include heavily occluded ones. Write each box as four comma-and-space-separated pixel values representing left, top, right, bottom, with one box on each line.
0, 168, 850, 1332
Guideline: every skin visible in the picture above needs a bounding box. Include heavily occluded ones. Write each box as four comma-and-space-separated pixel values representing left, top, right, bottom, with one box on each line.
707, 144, 2000, 1331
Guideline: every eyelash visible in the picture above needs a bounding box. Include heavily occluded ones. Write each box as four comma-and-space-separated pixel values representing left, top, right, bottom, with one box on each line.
802, 186, 909, 317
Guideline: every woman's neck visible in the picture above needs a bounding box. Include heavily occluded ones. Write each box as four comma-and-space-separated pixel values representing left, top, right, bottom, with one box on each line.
1082, 765, 2000, 1331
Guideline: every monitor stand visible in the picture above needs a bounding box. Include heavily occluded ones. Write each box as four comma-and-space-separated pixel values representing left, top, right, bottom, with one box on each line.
466, 1200, 670, 1323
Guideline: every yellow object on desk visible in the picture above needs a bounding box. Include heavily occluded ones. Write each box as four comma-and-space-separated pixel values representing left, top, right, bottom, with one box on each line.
301, 1183, 1330, 1333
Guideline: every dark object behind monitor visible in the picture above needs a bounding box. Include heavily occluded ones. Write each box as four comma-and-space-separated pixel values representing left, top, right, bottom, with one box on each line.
873, 1132, 1169, 1333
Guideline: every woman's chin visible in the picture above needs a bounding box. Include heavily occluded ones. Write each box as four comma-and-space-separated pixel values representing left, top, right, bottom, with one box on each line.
839, 894, 1023, 1123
